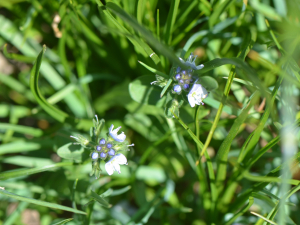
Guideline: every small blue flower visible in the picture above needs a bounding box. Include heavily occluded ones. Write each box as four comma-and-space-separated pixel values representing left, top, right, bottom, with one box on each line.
108, 149, 116, 156
179, 79, 184, 84
109, 124, 126, 142
99, 139, 106, 145
100, 152, 107, 159
183, 84, 189, 89
96, 146, 102, 151
176, 67, 181, 73
175, 74, 181, 80
91, 152, 99, 160
106, 143, 112, 149
173, 85, 182, 93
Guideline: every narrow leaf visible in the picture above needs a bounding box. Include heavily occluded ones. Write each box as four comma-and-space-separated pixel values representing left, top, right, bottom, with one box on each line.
0, 189, 86, 215
90, 190, 112, 208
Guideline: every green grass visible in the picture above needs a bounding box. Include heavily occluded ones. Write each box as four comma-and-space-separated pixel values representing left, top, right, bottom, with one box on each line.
0, 0, 300, 224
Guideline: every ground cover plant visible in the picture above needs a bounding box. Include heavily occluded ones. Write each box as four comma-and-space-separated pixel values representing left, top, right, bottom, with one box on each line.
0, 0, 300, 224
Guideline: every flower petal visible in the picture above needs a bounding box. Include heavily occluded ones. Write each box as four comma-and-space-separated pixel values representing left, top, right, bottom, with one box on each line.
187, 94, 196, 107
195, 64, 204, 70
105, 154, 128, 175
112, 163, 121, 174
187, 83, 208, 107
179, 54, 204, 71
109, 124, 126, 142
114, 153, 127, 165
105, 162, 114, 175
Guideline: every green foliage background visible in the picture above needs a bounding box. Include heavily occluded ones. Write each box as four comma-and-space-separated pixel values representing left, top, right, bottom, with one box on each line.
0, 0, 300, 224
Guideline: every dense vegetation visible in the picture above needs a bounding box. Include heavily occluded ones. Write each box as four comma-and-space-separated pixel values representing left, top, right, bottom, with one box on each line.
0, 0, 300, 224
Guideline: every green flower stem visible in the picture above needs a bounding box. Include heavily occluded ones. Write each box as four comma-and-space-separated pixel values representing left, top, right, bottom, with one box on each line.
172, 111, 204, 150
195, 105, 210, 210
72, 178, 78, 210
172, 111, 217, 220
200, 67, 236, 157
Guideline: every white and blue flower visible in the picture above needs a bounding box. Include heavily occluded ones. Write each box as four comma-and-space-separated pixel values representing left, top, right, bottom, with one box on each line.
109, 124, 126, 142
187, 83, 208, 107
105, 153, 128, 175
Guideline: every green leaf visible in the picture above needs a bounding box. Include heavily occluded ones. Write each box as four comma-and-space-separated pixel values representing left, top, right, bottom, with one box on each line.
138, 61, 169, 79
197, 57, 252, 74
197, 76, 219, 91
124, 113, 165, 141
90, 190, 112, 208
197, 57, 268, 96
2, 156, 53, 168
0, 162, 73, 180
29, 46, 92, 131
208, 0, 237, 28
0, 189, 86, 215
110, 186, 131, 196
104, 2, 183, 66
163, 0, 180, 45
3, 44, 36, 63
30, 45, 69, 123
0, 140, 52, 155
50, 218, 73, 225
57, 143, 85, 162
164, 93, 182, 119
250, 0, 282, 21
0, 123, 43, 137
129, 75, 166, 106
0, 15, 86, 117
136, 166, 167, 183
230, 152, 300, 213
160, 79, 173, 98
216, 91, 259, 191
100, 188, 114, 198
96, 0, 160, 65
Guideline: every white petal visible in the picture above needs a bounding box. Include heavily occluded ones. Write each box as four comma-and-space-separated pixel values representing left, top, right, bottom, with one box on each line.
191, 83, 200, 93
116, 132, 126, 142
196, 64, 204, 70
187, 94, 196, 107
179, 57, 185, 64
112, 163, 121, 174
109, 124, 126, 142
109, 124, 114, 133
114, 153, 127, 165
197, 85, 208, 98
105, 162, 114, 175
187, 84, 208, 107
